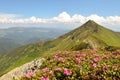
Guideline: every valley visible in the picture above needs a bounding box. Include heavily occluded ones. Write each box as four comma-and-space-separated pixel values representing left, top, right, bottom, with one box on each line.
0, 20, 120, 79
0, 27, 69, 54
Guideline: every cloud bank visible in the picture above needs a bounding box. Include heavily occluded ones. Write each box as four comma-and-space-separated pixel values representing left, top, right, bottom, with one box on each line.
0, 12, 120, 31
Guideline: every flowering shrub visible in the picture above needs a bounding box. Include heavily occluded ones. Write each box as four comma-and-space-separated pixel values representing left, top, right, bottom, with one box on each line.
63, 68, 72, 76
24, 71, 34, 79
19, 49, 120, 80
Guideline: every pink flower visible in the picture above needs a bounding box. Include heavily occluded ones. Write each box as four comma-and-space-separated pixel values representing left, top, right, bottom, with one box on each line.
64, 68, 72, 76
49, 70, 54, 75
93, 54, 99, 57
49, 59, 54, 62
81, 53, 86, 57
113, 64, 118, 68
55, 68, 62, 71
42, 68, 48, 73
103, 66, 109, 70
112, 55, 118, 58
118, 52, 120, 54
25, 73, 30, 78
41, 77, 49, 80
29, 71, 34, 76
93, 57, 102, 63
92, 63, 98, 67
58, 57, 65, 62
54, 54, 59, 58
25, 72, 34, 78
104, 55, 109, 59
76, 58, 81, 63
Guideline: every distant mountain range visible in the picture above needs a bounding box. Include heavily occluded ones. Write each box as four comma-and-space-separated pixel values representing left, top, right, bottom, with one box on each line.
0, 38, 20, 53
0, 27, 70, 53
0, 20, 120, 76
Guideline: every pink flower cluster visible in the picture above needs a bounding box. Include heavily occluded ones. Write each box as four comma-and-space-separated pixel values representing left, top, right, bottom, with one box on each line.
64, 68, 72, 76
103, 65, 109, 70
49, 59, 54, 62
112, 55, 118, 58
42, 68, 48, 73
103, 55, 109, 59
54, 54, 65, 62
92, 57, 101, 67
25, 71, 34, 78
92, 63, 98, 67
49, 70, 54, 75
55, 67, 62, 71
81, 53, 86, 57
113, 64, 118, 68
76, 58, 81, 63
58, 57, 65, 62
54, 54, 59, 58
41, 77, 49, 80
93, 57, 102, 63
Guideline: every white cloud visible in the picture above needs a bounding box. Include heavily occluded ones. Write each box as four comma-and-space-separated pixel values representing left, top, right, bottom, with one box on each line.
86, 14, 105, 23
0, 12, 120, 31
72, 14, 86, 23
0, 13, 17, 19
53, 12, 71, 22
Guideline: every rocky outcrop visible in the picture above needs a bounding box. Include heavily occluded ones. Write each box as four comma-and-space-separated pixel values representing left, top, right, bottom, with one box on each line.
0, 58, 44, 80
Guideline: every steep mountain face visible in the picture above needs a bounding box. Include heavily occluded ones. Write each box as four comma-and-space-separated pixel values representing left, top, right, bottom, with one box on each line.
0, 20, 120, 76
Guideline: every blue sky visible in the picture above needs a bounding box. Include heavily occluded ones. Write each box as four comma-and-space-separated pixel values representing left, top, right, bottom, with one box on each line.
0, 0, 120, 31
0, 0, 120, 17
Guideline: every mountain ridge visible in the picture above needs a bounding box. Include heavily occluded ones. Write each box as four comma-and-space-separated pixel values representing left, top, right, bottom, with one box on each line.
0, 20, 120, 76
53, 20, 120, 50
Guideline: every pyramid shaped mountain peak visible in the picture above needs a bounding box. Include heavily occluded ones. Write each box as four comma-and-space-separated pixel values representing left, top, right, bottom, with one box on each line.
79, 20, 102, 30
87, 20, 94, 22
84, 20, 99, 26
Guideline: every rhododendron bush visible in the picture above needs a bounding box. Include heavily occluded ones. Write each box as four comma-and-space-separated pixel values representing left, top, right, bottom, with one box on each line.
19, 49, 120, 80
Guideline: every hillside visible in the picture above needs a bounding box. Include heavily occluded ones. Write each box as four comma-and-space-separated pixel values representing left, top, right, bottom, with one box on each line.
0, 58, 44, 80
1, 49, 120, 80
0, 20, 120, 76
116, 32, 120, 37
18, 49, 120, 80
0, 27, 69, 53
0, 38, 21, 54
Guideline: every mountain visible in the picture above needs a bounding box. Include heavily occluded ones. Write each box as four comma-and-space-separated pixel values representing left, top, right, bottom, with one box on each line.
0, 27, 69, 53
116, 32, 120, 37
0, 38, 21, 53
0, 20, 120, 76
53, 20, 120, 50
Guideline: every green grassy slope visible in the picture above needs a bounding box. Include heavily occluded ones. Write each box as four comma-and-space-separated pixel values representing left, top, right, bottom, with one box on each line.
48, 20, 120, 50
0, 27, 69, 54
0, 20, 120, 76
0, 41, 55, 76
0, 38, 21, 53
116, 32, 120, 37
